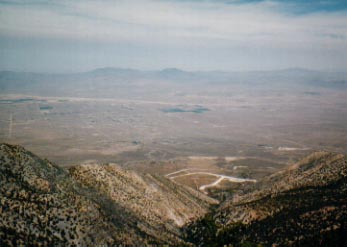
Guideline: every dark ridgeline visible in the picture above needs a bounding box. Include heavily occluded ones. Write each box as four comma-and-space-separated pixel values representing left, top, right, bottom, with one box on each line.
0, 143, 215, 246
184, 152, 347, 246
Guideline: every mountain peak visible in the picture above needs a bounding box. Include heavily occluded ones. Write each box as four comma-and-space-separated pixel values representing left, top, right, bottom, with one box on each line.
160, 67, 186, 73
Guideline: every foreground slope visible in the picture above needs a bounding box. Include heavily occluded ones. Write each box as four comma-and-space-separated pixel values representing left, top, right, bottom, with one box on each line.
0, 143, 214, 246
185, 152, 347, 246
69, 163, 216, 241
2, 143, 347, 246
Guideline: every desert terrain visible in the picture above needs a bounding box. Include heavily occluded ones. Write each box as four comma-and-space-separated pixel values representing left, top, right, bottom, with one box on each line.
1, 68, 346, 195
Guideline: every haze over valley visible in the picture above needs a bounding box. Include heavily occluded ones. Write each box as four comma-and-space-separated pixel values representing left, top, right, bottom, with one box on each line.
1, 68, 347, 166
0, 68, 346, 198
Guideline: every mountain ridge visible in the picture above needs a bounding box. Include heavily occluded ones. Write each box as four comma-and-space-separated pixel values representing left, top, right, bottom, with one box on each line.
1, 143, 347, 246
185, 151, 347, 246
1, 67, 346, 93
0, 67, 340, 75
0, 143, 214, 246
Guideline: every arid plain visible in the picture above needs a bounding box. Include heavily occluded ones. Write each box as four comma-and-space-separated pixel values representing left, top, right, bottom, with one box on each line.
1, 68, 346, 194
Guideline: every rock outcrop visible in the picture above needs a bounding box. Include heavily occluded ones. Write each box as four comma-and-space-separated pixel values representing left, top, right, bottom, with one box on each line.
185, 152, 347, 246
0, 143, 214, 246
1, 143, 347, 246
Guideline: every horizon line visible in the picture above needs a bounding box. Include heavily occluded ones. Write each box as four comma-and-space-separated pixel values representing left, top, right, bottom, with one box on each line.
0, 66, 343, 75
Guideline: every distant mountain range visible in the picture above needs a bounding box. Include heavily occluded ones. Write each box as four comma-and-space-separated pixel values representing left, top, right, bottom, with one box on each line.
0, 67, 346, 98
1, 143, 346, 246
1, 67, 347, 85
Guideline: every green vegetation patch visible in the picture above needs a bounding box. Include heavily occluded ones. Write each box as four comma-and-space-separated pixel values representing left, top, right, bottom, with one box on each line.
39, 105, 53, 110
161, 106, 210, 114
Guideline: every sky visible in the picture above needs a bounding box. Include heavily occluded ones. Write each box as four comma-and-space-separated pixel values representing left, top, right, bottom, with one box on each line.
0, 0, 346, 72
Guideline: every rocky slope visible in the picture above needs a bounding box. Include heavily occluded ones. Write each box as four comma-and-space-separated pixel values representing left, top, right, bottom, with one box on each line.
0, 143, 215, 246
1, 143, 347, 246
69, 163, 217, 243
185, 151, 347, 246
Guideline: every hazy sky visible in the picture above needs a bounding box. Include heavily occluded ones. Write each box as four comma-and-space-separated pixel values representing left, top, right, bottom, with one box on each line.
0, 0, 346, 72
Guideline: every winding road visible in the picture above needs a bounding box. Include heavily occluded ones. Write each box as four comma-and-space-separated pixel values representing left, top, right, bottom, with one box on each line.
166, 168, 256, 194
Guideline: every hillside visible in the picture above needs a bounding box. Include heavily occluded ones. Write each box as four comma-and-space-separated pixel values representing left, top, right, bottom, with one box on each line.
0, 143, 214, 246
69, 163, 216, 240
1, 143, 347, 246
185, 151, 347, 246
